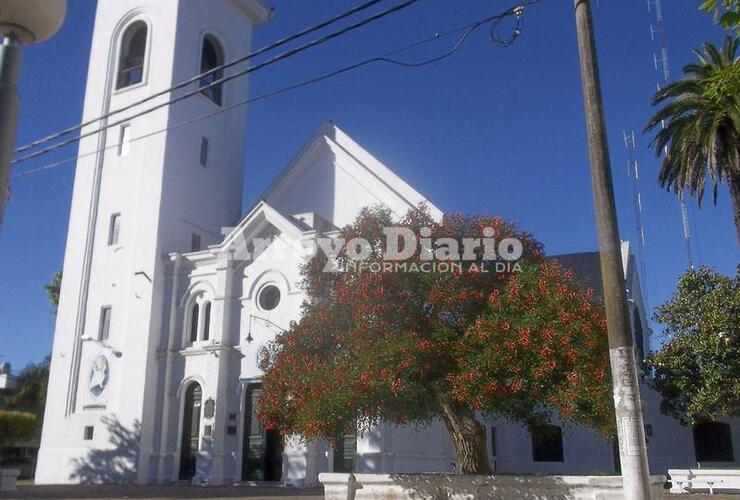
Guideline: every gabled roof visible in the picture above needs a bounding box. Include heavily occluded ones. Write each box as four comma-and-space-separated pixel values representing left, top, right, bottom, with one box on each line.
221, 200, 305, 250
255, 122, 444, 227
176, 201, 307, 263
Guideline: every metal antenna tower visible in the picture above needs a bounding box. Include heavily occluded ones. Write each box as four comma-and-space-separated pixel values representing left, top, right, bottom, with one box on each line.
647, 0, 695, 269
623, 131, 652, 318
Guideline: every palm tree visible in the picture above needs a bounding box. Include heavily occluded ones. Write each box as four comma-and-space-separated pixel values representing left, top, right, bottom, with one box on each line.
645, 36, 740, 245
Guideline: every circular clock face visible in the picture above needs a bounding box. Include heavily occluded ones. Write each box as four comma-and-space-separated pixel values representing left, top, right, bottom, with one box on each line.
89, 355, 110, 397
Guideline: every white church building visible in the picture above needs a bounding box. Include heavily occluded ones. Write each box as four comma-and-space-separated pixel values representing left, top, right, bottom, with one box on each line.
36, 0, 739, 486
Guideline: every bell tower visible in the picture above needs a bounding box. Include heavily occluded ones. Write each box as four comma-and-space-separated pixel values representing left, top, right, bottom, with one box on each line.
36, 0, 270, 485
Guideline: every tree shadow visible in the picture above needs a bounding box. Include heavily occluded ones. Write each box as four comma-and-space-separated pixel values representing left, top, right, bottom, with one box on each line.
380, 474, 657, 499
69, 416, 140, 484
387, 474, 567, 500
387, 474, 485, 499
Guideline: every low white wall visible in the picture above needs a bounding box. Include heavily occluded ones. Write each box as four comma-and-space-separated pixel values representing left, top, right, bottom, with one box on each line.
320, 473, 667, 500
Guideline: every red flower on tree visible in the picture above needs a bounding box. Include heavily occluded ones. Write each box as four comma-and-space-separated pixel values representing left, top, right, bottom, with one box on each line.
257, 206, 613, 474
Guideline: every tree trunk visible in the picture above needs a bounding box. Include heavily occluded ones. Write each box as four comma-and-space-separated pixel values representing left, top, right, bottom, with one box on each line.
731, 172, 740, 248
436, 395, 493, 475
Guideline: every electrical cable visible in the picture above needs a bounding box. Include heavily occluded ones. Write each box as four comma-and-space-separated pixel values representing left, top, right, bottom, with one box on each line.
13, 0, 389, 155
11, 0, 422, 165
12, 3, 533, 180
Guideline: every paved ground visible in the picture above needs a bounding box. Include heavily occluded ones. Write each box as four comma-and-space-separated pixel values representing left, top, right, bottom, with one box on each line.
667, 496, 738, 499
3, 485, 738, 499
0, 484, 323, 500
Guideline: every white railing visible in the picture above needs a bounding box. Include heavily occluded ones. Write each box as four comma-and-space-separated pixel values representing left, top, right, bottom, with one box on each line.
669, 468, 740, 495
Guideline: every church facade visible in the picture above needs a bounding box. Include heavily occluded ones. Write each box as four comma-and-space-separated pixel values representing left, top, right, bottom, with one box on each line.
36, 0, 739, 486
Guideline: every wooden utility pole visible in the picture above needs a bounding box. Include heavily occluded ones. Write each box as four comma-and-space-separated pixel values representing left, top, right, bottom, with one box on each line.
572, 1, 653, 498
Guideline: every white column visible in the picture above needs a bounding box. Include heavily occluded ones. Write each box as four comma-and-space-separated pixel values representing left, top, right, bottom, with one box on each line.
211, 251, 236, 484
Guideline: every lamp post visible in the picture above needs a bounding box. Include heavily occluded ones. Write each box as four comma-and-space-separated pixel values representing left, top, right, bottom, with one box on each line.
0, 0, 67, 233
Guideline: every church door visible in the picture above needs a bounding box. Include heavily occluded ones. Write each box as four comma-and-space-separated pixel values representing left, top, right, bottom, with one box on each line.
179, 382, 202, 481
242, 383, 283, 481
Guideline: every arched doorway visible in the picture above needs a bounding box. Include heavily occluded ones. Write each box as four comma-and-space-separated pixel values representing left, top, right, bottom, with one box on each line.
242, 383, 283, 481
179, 382, 203, 480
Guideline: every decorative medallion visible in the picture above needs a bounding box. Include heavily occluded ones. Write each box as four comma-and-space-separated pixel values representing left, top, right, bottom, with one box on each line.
89, 354, 110, 397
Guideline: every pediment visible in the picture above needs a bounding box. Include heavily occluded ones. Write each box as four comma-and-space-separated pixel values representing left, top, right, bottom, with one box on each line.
257, 122, 443, 228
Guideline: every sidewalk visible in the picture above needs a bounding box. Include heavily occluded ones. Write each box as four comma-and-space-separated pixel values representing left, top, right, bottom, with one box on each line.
0, 484, 323, 500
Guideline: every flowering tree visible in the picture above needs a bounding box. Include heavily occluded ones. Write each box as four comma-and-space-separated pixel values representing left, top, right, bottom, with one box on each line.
258, 206, 613, 474
645, 267, 739, 424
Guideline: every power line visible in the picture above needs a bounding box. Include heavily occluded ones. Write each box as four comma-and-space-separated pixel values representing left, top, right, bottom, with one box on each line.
12, 4, 532, 180
11, 0, 423, 165
12, 0, 388, 156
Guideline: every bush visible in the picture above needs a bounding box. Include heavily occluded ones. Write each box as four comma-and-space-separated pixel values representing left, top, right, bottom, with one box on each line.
0, 410, 37, 448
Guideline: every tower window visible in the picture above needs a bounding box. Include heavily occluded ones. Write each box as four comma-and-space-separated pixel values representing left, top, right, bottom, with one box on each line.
191, 233, 202, 252
200, 137, 209, 167
83, 426, 94, 440
116, 21, 148, 90
118, 125, 131, 156
202, 302, 212, 341
189, 303, 200, 344
108, 213, 121, 246
532, 424, 564, 462
199, 35, 225, 105
99, 306, 112, 341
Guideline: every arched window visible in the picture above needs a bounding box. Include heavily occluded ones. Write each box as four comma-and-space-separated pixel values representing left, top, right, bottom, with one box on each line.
532, 424, 564, 462
189, 303, 200, 344
199, 35, 224, 105
694, 422, 735, 462
202, 302, 212, 341
117, 21, 148, 89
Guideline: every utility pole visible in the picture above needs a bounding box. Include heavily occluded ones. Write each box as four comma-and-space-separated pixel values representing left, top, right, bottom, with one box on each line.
572, 1, 653, 499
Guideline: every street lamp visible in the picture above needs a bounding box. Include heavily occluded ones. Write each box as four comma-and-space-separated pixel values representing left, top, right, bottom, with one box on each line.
0, 0, 67, 233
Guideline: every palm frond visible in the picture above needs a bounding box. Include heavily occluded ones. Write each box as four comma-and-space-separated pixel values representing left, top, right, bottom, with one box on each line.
645, 36, 740, 208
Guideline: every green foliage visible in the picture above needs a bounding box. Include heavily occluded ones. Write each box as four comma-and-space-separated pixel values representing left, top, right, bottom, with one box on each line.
644, 37, 740, 241
645, 37, 739, 206
0, 410, 36, 448
700, 0, 740, 32
44, 271, 62, 314
5, 357, 51, 417
645, 267, 740, 424
258, 207, 614, 449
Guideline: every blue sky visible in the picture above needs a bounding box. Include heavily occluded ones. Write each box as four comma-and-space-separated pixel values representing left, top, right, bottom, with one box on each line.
0, 0, 736, 371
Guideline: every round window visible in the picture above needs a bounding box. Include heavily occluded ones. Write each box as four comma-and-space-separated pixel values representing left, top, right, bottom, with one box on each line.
258, 284, 281, 311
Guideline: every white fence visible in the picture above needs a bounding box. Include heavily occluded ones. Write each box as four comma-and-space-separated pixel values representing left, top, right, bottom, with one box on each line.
669, 468, 740, 494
